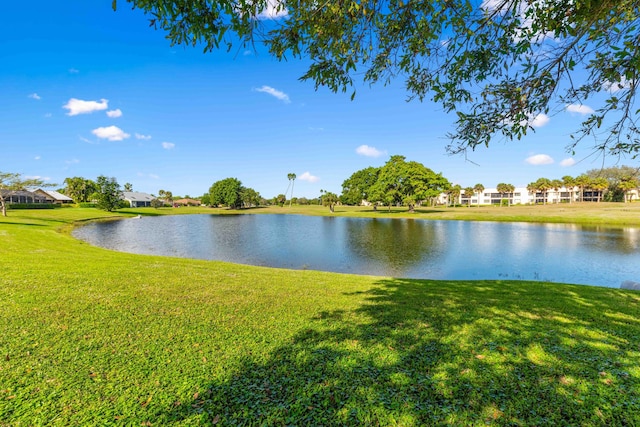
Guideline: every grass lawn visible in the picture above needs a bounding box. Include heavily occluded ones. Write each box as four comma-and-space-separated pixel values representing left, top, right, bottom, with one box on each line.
1, 206, 639, 425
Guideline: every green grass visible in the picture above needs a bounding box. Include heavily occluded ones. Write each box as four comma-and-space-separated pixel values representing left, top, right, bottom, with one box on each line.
1, 207, 640, 425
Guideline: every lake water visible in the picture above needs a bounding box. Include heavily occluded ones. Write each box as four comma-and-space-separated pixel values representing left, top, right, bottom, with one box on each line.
72, 214, 640, 287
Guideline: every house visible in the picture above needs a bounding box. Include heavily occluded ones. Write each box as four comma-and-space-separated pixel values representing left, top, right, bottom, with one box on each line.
35, 189, 74, 204
173, 198, 202, 206
122, 191, 154, 207
0, 189, 47, 204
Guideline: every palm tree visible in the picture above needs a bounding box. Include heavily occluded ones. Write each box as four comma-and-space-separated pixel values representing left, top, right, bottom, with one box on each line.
496, 183, 514, 206
618, 176, 639, 203
550, 179, 563, 204
591, 177, 608, 202
574, 174, 591, 202
534, 178, 552, 204
448, 185, 462, 207
463, 187, 474, 207
473, 183, 484, 207
527, 181, 538, 204
562, 175, 575, 203
287, 173, 296, 207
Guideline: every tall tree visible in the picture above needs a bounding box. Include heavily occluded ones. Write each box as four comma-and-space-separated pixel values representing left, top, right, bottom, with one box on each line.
124, 182, 133, 192
94, 176, 122, 212
63, 177, 97, 203
496, 183, 514, 206
527, 181, 539, 204
550, 179, 563, 204
562, 175, 576, 204
209, 178, 243, 209
0, 172, 52, 217
473, 183, 485, 207
463, 187, 475, 207
158, 189, 174, 207
369, 156, 450, 212
618, 176, 640, 203
447, 185, 462, 207
340, 166, 380, 206
591, 177, 609, 202
287, 173, 296, 207
534, 178, 552, 205
240, 187, 261, 208
118, 0, 640, 156
574, 174, 592, 202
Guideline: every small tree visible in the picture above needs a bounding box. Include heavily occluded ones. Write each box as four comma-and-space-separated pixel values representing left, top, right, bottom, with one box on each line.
94, 175, 122, 212
0, 172, 53, 216
275, 194, 287, 207
321, 190, 339, 213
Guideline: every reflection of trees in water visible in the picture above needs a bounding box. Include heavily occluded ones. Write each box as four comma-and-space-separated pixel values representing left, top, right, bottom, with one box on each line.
344, 218, 444, 272
578, 225, 640, 253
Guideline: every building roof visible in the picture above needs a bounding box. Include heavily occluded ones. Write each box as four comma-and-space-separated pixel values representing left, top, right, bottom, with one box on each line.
122, 191, 154, 202
37, 189, 74, 201
174, 198, 201, 205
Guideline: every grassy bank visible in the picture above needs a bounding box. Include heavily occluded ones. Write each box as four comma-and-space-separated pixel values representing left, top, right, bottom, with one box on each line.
1, 208, 639, 425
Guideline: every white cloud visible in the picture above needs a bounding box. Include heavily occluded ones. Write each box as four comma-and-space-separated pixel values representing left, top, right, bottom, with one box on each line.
106, 109, 122, 118
135, 133, 152, 140
566, 104, 595, 115
149, 174, 160, 179
161, 142, 175, 150
529, 113, 550, 128
91, 125, 130, 141
44, 113, 52, 118
64, 98, 109, 116
255, 85, 290, 103
255, 0, 288, 19
65, 159, 80, 165
68, 68, 79, 74
560, 158, 576, 167
603, 76, 633, 93
356, 144, 387, 158
28, 93, 41, 100
525, 154, 554, 165
34, 156, 41, 160
299, 171, 319, 183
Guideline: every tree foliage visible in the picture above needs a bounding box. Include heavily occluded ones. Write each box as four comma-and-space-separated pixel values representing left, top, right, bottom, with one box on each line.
119, 0, 640, 156
369, 155, 450, 211
320, 190, 339, 213
94, 175, 123, 212
63, 177, 98, 203
209, 178, 243, 209
341, 166, 380, 206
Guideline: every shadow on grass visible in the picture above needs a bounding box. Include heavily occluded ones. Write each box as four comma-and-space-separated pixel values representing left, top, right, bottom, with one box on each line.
165, 279, 640, 425
0, 221, 49, 227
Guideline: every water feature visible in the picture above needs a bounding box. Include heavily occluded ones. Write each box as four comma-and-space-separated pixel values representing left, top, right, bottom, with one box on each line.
73, 214, 640, 287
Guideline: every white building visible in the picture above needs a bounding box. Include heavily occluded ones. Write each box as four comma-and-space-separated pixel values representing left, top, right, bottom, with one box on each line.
452, 186, 619, 205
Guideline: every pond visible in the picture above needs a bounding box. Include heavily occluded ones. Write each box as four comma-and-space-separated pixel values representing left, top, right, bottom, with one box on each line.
72, 214, 640, 288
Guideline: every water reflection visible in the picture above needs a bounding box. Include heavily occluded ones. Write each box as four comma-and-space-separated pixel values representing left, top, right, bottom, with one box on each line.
72, 214, 640, 287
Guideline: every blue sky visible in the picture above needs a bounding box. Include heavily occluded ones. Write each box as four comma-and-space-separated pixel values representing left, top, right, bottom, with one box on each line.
1, 1, 632, 198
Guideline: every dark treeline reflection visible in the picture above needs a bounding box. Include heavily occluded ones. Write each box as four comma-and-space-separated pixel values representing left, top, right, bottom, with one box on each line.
343, 218, 445, 276
73, 214, 640, 287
